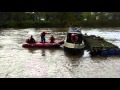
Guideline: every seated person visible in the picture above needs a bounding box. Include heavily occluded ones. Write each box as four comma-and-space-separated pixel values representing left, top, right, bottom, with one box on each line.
49, 35, 55, 43
71, 34, 79, 43
26, 35, 36, 43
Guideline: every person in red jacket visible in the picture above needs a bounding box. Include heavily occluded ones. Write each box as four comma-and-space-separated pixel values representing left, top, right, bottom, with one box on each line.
49, 35, 55, 43
71, 33, 78, 43
40, 31, 47, 43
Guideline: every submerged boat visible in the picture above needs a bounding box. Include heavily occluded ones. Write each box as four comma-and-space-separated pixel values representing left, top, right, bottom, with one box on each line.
22, 39, 64, 48
63, 27, 85, 54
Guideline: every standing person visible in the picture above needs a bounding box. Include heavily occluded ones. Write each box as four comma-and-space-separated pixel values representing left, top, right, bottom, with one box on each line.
40, 31, 47, 43
49, 35, 55, 43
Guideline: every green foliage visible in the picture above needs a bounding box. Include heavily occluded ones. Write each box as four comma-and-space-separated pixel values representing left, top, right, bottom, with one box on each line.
0, 12, 120, 28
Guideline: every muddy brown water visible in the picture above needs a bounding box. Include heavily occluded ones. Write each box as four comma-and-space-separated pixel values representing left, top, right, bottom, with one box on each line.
0, 28, 120, 78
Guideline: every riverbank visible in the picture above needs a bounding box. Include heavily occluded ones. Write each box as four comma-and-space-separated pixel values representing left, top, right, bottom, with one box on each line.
0, 20, 120, 28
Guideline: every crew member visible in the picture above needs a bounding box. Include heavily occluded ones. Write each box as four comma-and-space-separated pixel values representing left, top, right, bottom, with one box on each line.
49, 35, 55, 43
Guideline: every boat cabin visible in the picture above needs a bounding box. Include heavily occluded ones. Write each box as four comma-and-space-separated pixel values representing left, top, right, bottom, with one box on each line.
66, 27, 83, 44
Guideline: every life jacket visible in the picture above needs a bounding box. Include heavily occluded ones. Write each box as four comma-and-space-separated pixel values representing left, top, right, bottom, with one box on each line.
30, 37, 35, 42
50, 36, 55, 40
41, 32, 46, 37
74, 35, 78, 42
26, 37, 36, 43
50, 36, 55, 43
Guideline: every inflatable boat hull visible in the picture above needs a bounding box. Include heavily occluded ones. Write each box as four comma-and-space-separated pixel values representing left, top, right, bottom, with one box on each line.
22, 40, 64, 48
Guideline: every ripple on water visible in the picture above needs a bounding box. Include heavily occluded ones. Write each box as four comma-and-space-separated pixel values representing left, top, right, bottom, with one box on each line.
0, 28, 120, 78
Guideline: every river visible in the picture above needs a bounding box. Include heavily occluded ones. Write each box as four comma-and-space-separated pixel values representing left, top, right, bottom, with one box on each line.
0, 28, 120, 78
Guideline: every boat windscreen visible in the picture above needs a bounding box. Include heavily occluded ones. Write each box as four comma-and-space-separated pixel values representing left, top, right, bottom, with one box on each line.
66, 33, 83, 44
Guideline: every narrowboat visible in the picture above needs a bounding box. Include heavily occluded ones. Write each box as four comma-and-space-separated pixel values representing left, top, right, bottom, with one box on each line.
63, 27, 85, 54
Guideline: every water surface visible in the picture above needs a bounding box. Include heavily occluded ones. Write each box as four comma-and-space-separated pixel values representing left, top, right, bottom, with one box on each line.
0, 28, 120, 78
